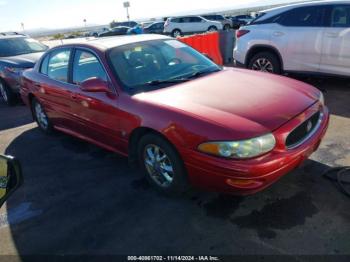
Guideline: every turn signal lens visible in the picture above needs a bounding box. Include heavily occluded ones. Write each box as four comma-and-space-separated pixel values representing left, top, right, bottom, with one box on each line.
198, 133, 276, 159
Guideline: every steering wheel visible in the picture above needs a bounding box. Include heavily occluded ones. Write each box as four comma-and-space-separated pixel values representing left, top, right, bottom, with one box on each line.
168, 58, 182, 66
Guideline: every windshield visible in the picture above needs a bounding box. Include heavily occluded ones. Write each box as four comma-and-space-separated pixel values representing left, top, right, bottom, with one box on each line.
0, 37, 48, 57
108, 39, 221, 93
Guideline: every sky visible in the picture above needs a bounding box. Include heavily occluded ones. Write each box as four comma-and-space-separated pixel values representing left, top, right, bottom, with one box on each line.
0, 0, 307, 31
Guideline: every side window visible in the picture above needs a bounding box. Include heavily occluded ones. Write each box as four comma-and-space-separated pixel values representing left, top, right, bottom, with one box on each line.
279, 6, 326, 27
48, 49, 71, 82
331, 6, 350, 27
40, 55, 49, 75
190, 17, 202, 23
73, 50, 107, 84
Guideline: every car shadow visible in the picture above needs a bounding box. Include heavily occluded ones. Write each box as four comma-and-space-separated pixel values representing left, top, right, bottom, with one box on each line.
0, 101, 33, 131
287, 75, 350, 119
3, 127, 350, 255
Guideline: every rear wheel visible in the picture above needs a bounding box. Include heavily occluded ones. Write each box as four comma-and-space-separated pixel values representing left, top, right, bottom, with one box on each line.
32, 98, 53, 134
171, 29, 182, 38
0, 80, 16, 106
248, 52, 281, 74
208, 26, 218, 32
223, 24, 231, 30
138, 134, 189, 195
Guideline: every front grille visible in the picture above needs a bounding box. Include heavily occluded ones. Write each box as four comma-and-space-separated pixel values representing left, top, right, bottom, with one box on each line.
286, 111, 321, 149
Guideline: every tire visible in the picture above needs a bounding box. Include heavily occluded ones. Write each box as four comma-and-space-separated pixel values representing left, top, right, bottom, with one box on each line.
137, 133, 189, 195
31, 98, 53, 134
223, 24, 231, 31
0, 80, 16, 106
208, 26, 218, 32
248, 52, 282, 74
171, 29, 182, 38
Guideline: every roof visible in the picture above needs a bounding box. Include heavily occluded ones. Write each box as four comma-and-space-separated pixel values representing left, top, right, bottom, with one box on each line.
80, 34, 171, 50
262, 0, 350, 14
256, 0, 350, 22
0, 33, 26, 39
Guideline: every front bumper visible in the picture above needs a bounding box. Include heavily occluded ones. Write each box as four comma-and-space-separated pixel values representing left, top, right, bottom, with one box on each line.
181, 103, 329, 195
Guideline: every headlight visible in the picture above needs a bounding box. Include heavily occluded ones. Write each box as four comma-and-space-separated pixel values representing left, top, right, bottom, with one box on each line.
319, 92, 325, 106
198, 133, 276, 159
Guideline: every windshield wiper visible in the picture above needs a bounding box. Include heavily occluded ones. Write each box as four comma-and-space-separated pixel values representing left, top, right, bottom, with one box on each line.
145, 78, 189, 86
185, 68, 221, 80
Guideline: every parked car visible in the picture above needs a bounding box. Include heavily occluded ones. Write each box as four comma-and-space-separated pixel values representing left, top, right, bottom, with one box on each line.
164, 16, 223, 37
0, 33, 48, 105
110, 21, 138, 28
202, 15, 233, 30
0, 154, 23, 208
143, 22, 165, 34
231, 15, 254, 29
98, 26, 130, 37
21, 34, 329, 195
88, 27, 109, 37
233, 1, 350, 76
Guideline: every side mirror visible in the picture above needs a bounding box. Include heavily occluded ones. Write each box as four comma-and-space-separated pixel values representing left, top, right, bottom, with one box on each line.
0, 155, 23, 208
80, 77, 110, 93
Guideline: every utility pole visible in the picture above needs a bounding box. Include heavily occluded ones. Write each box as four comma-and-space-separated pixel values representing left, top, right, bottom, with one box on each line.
123, 1, 130, 21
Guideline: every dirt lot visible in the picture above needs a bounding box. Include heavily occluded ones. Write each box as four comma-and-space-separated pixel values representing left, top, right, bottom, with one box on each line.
0, 77, 349, 257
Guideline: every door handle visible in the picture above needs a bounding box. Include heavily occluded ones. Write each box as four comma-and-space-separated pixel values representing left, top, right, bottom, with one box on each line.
273, 31, 284, 37
326, 32, 338, 38
71, 94, 78, 100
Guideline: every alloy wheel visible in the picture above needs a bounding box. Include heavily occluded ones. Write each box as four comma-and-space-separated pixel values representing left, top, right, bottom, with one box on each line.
252, 58, 274, 73
143, 144, 175, 188
173, 30, 181, 38
35, 102, 49, 130
0, 83, 8, 102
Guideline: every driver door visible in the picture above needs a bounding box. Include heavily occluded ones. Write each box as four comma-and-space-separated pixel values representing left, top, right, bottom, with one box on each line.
68, 49, 124, 151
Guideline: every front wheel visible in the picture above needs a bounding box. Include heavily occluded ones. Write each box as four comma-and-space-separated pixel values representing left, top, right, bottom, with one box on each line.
0, 80, 16, 106
171, 29, 182, 38
138, 134, 189, 195
248, 52, 281, 74
32, 98, 53, 134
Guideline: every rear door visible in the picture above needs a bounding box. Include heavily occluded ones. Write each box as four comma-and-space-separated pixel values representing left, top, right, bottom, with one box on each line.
270, 5, 327, 72
37, 48, 77, 128
192, 17, 207, 32
320, 4, 350, 76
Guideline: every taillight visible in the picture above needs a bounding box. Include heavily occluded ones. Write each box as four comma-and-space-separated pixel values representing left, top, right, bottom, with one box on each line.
236, 30, 250, 38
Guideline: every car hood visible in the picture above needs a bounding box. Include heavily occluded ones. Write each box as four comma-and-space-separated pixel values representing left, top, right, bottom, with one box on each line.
134, 68, 320, 138
0, 52, 44, 68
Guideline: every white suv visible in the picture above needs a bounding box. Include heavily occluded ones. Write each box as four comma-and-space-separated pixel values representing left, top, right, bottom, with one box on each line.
233, 1, 350, 77
164, 16, 223, 37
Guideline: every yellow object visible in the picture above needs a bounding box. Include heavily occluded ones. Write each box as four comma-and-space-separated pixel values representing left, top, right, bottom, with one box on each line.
0, 160, 8, 199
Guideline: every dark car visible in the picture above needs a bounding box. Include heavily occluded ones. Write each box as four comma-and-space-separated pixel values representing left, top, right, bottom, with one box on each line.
231, 15, 254, 29
0, 33, 48, 105
98, 26, 130, 37
110, 21, 138, 28
143, 22, 164, 34
21, 35, 328, 195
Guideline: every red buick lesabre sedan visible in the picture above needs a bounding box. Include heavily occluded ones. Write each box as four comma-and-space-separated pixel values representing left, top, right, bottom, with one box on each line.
21, 35, 329, 195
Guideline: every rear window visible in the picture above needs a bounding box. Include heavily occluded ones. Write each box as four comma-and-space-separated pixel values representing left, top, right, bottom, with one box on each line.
278, 6, 326, 27
0, 37, 47, 57
330, 5, 350, 27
